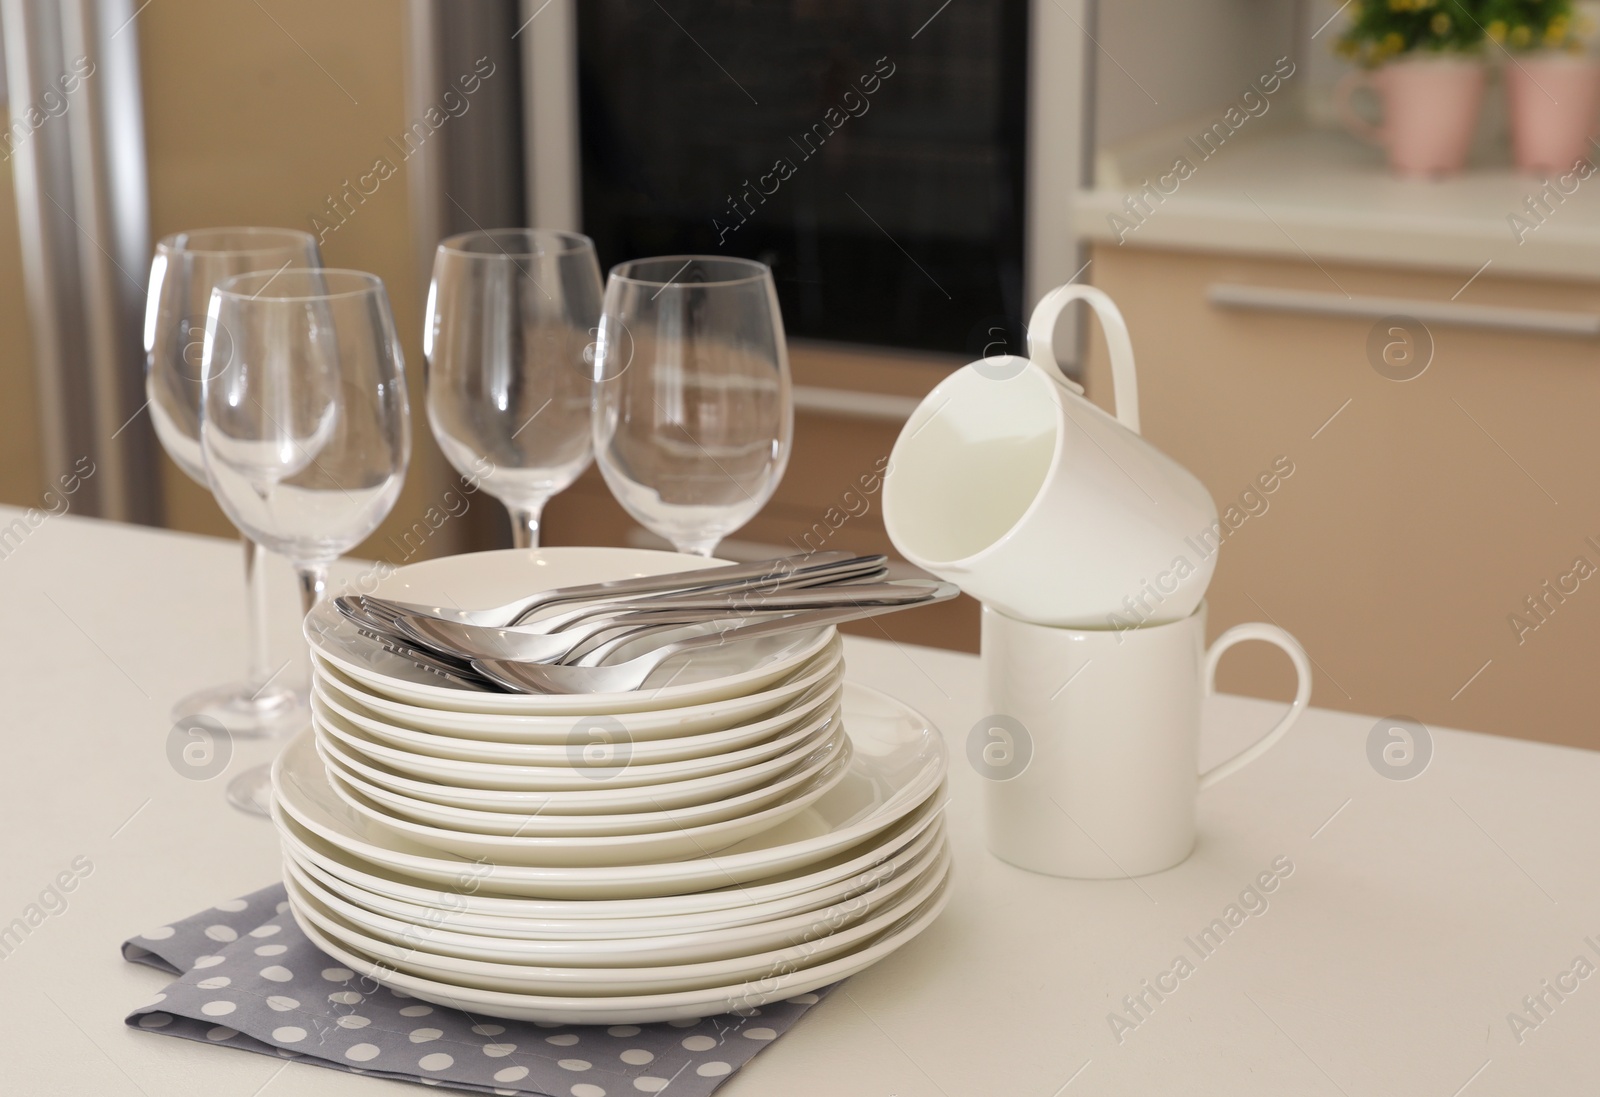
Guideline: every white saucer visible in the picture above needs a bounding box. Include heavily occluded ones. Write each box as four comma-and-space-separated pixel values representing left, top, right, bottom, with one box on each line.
312, 639, 844, 742
311, 689, 843, 801
277, 789, 945, 920
317, 726, 850, 838
314, 732, 854, 866
306, 548, 834, 714
313, 672, 842, 763
284, 846, 951, 997
288, 864, 954, 1023
291, 816, 948, 942
272, 682, 947, 899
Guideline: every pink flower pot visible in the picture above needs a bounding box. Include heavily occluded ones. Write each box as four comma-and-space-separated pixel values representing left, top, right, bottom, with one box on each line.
1506, 52, 1600, 174
1336, 56, 1487, 178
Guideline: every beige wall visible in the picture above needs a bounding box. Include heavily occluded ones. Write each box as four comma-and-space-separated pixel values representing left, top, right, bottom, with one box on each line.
1085, 242, 1600, 749
0, 159, 42, 508
137, 0, 466, 561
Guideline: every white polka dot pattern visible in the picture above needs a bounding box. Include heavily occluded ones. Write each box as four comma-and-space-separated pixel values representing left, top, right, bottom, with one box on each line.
123, 883, 835, 1097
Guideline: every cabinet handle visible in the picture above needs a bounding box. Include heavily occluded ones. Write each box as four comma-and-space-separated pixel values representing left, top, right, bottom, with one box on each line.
1208, 283, 1600, 338
792, 385, 924, 423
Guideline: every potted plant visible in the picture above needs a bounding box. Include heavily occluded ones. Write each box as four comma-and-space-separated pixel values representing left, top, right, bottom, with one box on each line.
1333, 1, 1490, 177
1487, 0, 1600, 173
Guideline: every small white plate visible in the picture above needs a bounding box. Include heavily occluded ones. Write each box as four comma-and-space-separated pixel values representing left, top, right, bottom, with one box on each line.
313, 703, 842, 809
277, 788, 946, 920
316, 732, 854, 867
286, 828, 948, 966
306, 548, 834, 714
318, 727, 852, 838
312, 639, 844, 742
314, 673, 842, 765
272, 682, 947, 899
293, 816, 948, 941
289, 864, 954, 1023
285, 846, 951, 996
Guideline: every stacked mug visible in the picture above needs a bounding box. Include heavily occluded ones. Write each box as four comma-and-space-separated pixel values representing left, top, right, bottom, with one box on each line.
884, 285, 1311, 879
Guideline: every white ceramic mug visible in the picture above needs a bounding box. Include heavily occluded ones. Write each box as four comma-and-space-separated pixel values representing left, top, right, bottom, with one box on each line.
882, 284, 1218, 627
976, 602, 1311, 878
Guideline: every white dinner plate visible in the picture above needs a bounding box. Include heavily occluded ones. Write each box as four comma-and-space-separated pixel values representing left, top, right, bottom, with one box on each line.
318, 726, 852, 838
284, 847, 951, 997
292, 816, 948, 941
276, 788, 946, 920
317, 732, 854, 867
272, 682, 947, 898
314, 672, 842, 765
313, 705, 841, 810
311, 638, 845, 742
285, 828, 948, 968
306, 548, 834, 714
312, 686, 842, 796
289, 865, 954, 1023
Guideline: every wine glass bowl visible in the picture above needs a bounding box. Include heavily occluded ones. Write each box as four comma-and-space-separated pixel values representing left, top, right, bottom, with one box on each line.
146, 228, 322, 484
203, 269, 409, 567
592, 256, 793, 557
424, 229, 603, 547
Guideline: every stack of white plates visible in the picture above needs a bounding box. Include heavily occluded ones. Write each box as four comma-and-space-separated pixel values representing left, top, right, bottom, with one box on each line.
272, 548, 951, 1023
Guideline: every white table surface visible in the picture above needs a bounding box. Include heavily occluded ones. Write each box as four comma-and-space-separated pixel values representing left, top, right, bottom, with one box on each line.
2, 508, 1596, 1096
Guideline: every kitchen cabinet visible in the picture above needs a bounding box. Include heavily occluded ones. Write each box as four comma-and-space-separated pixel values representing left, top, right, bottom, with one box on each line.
1082, 243, 1600, 748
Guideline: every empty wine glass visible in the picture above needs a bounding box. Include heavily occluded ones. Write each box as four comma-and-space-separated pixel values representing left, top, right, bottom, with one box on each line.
201, 269, 410, 815
424, 229, 603, 547
144, 227, 321, 737
591, 256, 792, 557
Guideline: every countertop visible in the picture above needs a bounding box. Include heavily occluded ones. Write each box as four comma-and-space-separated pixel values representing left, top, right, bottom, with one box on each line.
1075, 124, 1600, 280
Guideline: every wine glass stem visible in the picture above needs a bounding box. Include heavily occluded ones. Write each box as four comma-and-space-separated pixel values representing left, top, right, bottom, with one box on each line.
508, 501, 546, 549
674, 537, 721, 558
242, 537, 274, 689
295, 563, 328, 619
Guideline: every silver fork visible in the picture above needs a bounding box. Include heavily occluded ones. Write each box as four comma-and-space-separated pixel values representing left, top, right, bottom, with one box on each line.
350, 551, 883, 629
388, 580, 937, 665
472, 583, 959, 694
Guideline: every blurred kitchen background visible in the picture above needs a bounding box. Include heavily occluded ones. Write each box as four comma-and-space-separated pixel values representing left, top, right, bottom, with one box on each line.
2, 0, 1598, 748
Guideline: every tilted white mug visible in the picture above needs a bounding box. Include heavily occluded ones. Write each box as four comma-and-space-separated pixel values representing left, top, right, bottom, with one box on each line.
976, 603, 1312, 878
882, 284, 1219, 628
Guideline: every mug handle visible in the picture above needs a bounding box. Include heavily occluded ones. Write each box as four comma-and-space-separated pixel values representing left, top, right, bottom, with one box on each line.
1333, 69, 1385, 147
1197, 623, 1313, 790
1025, 283, 1141, 434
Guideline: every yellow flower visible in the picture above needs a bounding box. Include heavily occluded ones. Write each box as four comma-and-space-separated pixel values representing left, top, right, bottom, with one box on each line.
1431, 11, 1451, 34
1510, 24, 1533, 47
1487, 20, 1508, 43
1383, 31, 1405, 52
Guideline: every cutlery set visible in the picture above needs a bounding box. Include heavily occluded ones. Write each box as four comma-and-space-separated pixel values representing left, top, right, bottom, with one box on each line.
331, 550, 955, 694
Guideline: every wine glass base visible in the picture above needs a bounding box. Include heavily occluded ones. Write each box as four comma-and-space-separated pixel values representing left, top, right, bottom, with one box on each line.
171, 682, 307, 740
225, 764, 275, 817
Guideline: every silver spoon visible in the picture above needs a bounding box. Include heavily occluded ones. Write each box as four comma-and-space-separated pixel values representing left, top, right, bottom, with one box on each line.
472, 584, 959, 694
352, 551, 883, 630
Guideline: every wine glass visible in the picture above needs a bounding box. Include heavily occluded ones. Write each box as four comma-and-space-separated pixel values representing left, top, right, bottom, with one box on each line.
424, 229, 603, 547
200, 269, 410, 815
591, 256, 792, 557
144, 227, 321, 737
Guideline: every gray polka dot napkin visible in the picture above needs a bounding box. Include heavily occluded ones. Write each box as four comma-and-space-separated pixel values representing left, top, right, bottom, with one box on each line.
123, 884, 832, 1096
